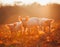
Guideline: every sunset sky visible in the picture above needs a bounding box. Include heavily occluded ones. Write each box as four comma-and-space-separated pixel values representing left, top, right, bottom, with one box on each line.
0, 0, 60, 5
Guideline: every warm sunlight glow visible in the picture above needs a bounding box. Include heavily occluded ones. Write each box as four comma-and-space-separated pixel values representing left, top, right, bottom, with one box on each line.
0, 0, 60, 5
18, 0, 60, 5
1, 0, 14, 5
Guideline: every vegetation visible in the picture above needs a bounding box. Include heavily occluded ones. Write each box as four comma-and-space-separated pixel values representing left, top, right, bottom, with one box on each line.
0, 17, 60, 47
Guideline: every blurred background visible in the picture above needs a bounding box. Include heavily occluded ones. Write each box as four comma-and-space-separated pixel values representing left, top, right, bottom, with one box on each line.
0, 0, 60, 24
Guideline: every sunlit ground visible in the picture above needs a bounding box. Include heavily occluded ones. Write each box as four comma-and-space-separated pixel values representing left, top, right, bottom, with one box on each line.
0, 17, 60, 47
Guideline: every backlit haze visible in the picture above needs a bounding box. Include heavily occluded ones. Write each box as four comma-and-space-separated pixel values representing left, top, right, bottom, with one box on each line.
0, 0, 60, 47
0, 0, 60, 5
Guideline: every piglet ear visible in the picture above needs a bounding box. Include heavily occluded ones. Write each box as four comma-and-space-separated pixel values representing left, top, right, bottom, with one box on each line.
18, 16, 22, 21
25, 16, 29, 21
